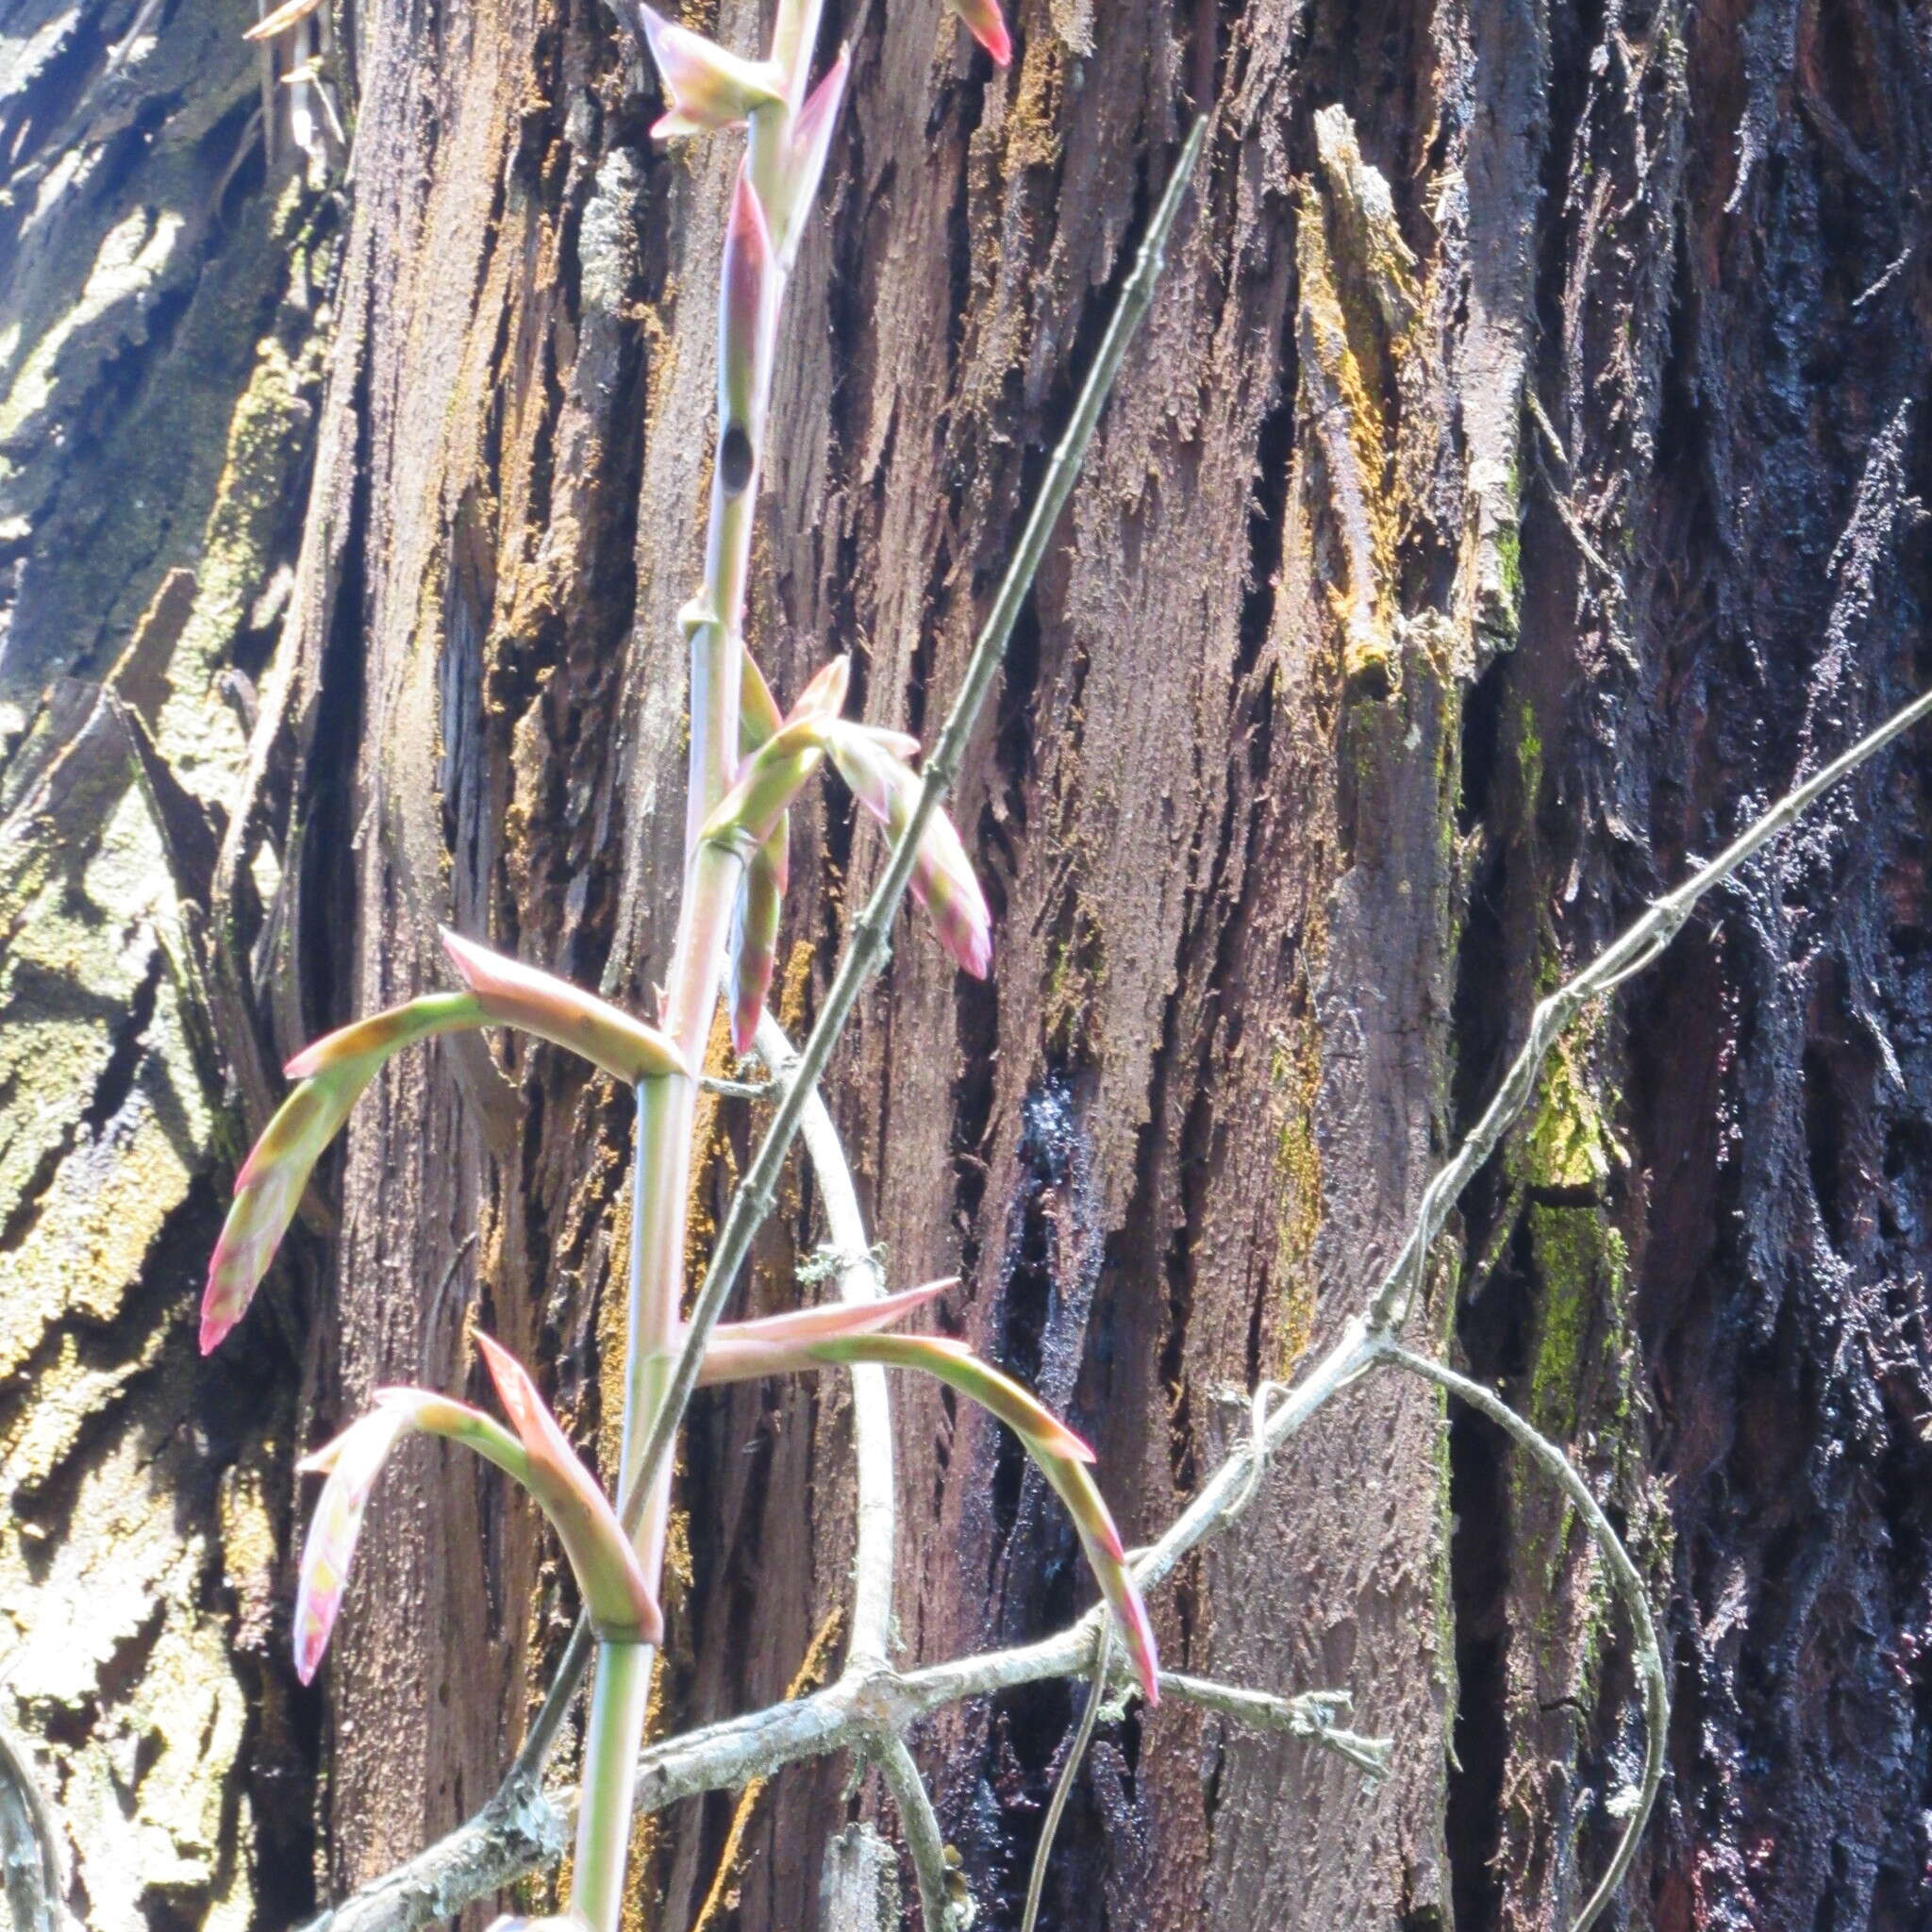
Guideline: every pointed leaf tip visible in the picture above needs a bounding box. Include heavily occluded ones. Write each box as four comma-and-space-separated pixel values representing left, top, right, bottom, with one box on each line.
823, 726, 993, 977
633, 3, 785, 140
474, 1331, 538, 1434
727, 162, 773, 257
470, 1333, 663, 1645
772, 46, 852, 269
718, 162, 774, 464
204, 993, 492, 1350
729, 825, 786, 1058
718, 1278, 952, 1346
292, 1408, 411, 1683
438, 927, 691, 1084
1041, 1457, 1160, 1705
948, 0, 1011, 64
202, 1069, 369, 1353
789, 655, 851, 724
198, 1298, 236, 1357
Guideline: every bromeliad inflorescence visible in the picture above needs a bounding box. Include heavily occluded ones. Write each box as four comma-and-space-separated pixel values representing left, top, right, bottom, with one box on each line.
203, 1, 1158, 1926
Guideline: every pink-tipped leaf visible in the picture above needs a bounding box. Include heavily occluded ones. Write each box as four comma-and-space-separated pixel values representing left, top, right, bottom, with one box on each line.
294, 1387, 532, 1686
439, 929, 691, 1084
698, 1279, 952, 1383
474, 1335, 662, 1644
203, 991, 484, 1353
824, 724, 992, 977
292, 1345, 661, 1683
1036, 1453, 1161, 1707
789, 653, 851, 723
773, 47, 851, 271
630, 2, 786, 139
947, 0, 1012, 64
703, 1323, 1156, 1699
729, 824, 787, 1058
292, 1407, 411, 1683
205, 958, 683, 1355
718, 166, 773, 488
861, 1335, 1158, 1701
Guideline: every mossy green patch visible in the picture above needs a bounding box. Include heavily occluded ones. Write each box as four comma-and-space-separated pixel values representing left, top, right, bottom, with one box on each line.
1042, 894, 1108, 1064
1267, 1019, 1324, 1371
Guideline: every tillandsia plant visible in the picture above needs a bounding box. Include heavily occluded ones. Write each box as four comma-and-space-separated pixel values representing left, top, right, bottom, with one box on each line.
201, 0, 1161, 1925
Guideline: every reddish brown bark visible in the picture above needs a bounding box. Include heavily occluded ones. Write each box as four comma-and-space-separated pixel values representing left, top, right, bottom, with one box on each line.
8, 0, 1932, 1928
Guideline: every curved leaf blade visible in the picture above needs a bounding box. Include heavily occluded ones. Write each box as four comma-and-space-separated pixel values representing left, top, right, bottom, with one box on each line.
439, 929, 691, 1084
475, 1335, 662, 1644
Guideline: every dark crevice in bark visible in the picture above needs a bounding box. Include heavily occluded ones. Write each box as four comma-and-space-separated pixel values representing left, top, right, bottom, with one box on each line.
1444, 1216, 1535, 1932
949, 861, 1003, 1285
294, 370, 376, 1051
1237, 345, 1297, 687
1444, 1388, 1509, 1932
958, 1065, 1122, 1931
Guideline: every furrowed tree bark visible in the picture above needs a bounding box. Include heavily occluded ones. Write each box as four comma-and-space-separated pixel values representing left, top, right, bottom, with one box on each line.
1, 0, 341, 1918
6, 4, 1932, 1932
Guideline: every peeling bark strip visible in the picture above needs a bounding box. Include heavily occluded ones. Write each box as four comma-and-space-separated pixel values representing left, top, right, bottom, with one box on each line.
7, 0, 1932, 1925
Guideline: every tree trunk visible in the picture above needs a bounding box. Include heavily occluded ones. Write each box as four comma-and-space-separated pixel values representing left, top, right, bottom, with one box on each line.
6, 1, 1932, 1929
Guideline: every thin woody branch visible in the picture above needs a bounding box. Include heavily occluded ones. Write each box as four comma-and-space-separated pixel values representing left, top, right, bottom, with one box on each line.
875, 1738, 956, 1932
758, 1010, 954, 1931
1363, 676, 1932, 1334
0, 1723, 67, 1932
1375, 1343, 1664, 1932
1151, 1675, 1391, 1782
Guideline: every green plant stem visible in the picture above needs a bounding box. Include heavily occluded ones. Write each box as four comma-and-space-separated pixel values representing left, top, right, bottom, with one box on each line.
571, 1641, 655, 1932
766, 0, 821, 103
618, 115, 1210, 1556
751, 0, 823, 219
567, 24, 826, 1922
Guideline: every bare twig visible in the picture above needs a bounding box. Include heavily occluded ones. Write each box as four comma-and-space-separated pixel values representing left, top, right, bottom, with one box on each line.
1154, 1674, 1391, 1781
1377, 1343, 1664, 1932
699, 1074, 777, 1100
1020, 1634, 1396, 1932
0, 1723, 67, 1932
758, 1013, 899, 1673
1365, 675, 1932, 1332
876, 1738, 956, 1932
1019, 1631, 1108, 1932
758, 1012, 955, 1932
